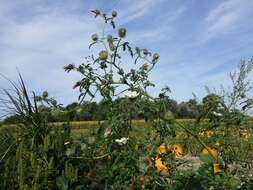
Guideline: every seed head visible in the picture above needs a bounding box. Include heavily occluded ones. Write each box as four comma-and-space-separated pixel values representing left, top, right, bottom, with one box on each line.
118, 28, 127, 38
91, 33, 98, 41
112, 11, 117, 18
99, 50, 108, 61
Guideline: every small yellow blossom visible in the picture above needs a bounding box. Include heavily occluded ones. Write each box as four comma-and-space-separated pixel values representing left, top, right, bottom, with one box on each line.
241, 130, 249, 142
201, 147, 218, 157
172, 144, 183, 158
206, 130, 213, 138
199, 130, 205, 136
213, 163, 220, 174
156, 143, 166, 154
140, 176, 145, 189
155, 158, 168, 173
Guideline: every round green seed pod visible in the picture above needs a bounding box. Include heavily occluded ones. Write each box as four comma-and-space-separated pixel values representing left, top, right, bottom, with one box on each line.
99, 50, 108, 61
112, 11, 117, 17
152, 53, 160, 63
42, 91, 48, 98
91, 33, 98, 41
118, 28, 127, 38
143, 49, 148, 55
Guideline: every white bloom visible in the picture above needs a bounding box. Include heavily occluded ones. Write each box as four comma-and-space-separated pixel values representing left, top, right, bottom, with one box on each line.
126, 91, 138, 99
64, 141, 70, 145
115, 137, 129, 145
104, 127, 111, 138
213, 111, 222, 117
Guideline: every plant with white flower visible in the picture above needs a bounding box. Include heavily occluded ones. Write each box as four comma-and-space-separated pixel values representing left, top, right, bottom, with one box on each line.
104, 127, 111, 138
125, 90, 139, 99
64, 141, 70, 145
115, 137, 129, 145
213, 111, 222, 117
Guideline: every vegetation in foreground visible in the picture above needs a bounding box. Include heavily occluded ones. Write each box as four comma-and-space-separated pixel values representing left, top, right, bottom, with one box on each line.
0, 10, 253, 190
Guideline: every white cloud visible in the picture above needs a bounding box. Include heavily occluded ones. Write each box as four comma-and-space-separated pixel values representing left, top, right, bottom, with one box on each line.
0, 1, 101, 108
116, 0, 161, 25
1, 0, 179, 108
206, 0, 253, 35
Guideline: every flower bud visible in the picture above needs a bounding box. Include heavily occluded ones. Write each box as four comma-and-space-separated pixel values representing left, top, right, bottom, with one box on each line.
99, 50, 108, 61
143, 49, 148, 56
42, 91, 48, 99
112, 10, 117, 18
91, 33, 98, 41
118, 28, 126, 38
152, 53, 160, 63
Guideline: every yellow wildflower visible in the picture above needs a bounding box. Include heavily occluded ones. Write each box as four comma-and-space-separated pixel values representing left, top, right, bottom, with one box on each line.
156, 143, 166, 154
155, 158, 168, 173
201, 147, 218, 157
140, 176, 145, 189
213, 163, 220, 174
241, 130, 249, 142
206, 130, 213, 138
172, 144, 183, 158
199, 130, 205, 136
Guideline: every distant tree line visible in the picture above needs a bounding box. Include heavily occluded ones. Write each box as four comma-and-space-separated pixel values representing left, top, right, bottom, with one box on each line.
2, 94, 245, 124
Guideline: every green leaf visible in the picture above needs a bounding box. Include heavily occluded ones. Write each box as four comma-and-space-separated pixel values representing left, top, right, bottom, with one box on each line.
199, 155, 214, 164
56, 176, 69, 190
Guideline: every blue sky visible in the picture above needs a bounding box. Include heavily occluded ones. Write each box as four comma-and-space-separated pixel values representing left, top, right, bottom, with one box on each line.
0, 0, 253, 106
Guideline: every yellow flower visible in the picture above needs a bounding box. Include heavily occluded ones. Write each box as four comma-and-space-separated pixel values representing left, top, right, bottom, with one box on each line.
201, 147, 218, 157
215, 141, 220, 146
241, 130, 249, 142
140, 176, 145, 183
140, 176, 145, 188
201, 148, 209, 155
155, 158, 168, 173
213, 163, 220, 174
172, 144, 184, 158
199, 130, 205, 137
206, 130, 213, 138
156, 143, 166, 154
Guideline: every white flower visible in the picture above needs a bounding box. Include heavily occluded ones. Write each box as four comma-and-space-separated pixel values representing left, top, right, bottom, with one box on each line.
115, 137, 129, 145
213, 111, 222, 117
126, 91, 138, 99
104, 127, 111, 138
64, 141, 70, 145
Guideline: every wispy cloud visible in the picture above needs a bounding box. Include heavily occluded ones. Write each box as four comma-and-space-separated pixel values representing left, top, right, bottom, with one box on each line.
205, 0, 253, 36
0, 0, 99, 105
116, 0, 162, 25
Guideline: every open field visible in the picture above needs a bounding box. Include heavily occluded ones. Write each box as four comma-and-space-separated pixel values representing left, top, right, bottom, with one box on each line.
3, 118, 253, 129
